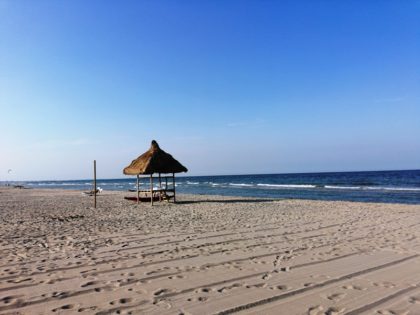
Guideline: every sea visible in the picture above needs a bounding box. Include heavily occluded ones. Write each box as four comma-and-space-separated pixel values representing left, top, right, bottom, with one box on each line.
8, 170, 420, 205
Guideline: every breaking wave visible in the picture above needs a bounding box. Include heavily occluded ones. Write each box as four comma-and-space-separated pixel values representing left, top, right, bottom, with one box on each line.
257, 184, 316, 188
229, 183, 254, 187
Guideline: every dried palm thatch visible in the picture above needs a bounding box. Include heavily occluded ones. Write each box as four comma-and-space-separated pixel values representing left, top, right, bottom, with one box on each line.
123, 140, 188, 175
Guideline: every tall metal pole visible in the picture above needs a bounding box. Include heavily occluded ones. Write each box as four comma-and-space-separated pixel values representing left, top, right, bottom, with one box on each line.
136, 174, 139, 204
150, 174, 154, 206
94, 160, 97, 208
172, 173, 176, 203
158, 173, 162, 202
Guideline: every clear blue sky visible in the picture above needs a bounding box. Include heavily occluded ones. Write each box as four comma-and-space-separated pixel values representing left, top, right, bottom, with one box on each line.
1, 1, 419, 180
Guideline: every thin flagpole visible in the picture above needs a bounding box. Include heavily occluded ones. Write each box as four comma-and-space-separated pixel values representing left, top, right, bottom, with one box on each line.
94, 160, 97, 208
150, 174, 154, 206
136, 174, 139, 204
158, 173, 162, 202
172, 173, 176, 203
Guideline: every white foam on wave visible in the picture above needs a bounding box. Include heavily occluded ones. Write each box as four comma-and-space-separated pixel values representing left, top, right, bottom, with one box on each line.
364, 186, 420, 192
257, 184, 316, 188
229, 183, 254, 187
186, 181, 199, 185
324, 185, 361, 190
325, 185, 420, 192
34, 182, 90, 186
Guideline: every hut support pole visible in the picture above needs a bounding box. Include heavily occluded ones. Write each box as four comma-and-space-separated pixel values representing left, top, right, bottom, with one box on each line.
172, 173, 176, 203
150, 175, 153, 206
158, 173, 162, 202
136, 174, 139, 204
93, 160, 97, 208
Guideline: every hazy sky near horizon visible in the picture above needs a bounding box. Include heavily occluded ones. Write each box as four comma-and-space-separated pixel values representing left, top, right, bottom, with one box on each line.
1, 1, 419, 181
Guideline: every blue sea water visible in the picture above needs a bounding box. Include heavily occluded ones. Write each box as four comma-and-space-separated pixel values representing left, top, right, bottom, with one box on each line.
8, 170, 420, 204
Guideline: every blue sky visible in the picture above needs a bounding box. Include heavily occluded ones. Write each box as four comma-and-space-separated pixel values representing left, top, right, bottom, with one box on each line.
1, 1, 419, 180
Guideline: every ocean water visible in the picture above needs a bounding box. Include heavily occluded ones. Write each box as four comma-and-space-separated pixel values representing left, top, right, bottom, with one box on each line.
10, 170, 420, 204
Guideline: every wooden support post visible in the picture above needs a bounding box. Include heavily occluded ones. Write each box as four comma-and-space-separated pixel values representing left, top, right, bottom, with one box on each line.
137, 175, 140, 203
172, 173, 176, 203
150, 174, 153, 206
93, 160, 97, 208
158, 173, 162, 201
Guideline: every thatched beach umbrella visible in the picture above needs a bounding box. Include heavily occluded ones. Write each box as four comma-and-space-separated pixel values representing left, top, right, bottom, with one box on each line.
123, 140, 187, 204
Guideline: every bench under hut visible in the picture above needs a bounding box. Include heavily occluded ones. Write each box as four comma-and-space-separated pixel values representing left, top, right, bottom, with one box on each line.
123, 140, 188, 205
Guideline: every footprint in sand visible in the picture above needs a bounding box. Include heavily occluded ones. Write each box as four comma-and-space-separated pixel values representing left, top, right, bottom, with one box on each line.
1, 295, 20, 305
324, 306, 345, 315
46, 278, 61, 284
308, 305, 324, 315
342, 284, 366, 291
187, 296, 208, 302
326, 292, 346, 302
153, 299, 172, 309
153, 289, 171, 296
109, 297, 133, 305
196, 287, 213, 293
377, 310, 410, 315
268, 284, 288, 290
52, 304, 74, 312
169, 275, 185, 280
408, 295, 420, 304
373, 281, 396, 288
51, 291, 70, 299
262, 273, 271, 280
245, 283, 267, 289
118, 298, 132, 304
7, 277, 32, 284
77, 306, 98, 312
81, 280, 101, 287
307, 305, 345, 315
217, 283, 242, 293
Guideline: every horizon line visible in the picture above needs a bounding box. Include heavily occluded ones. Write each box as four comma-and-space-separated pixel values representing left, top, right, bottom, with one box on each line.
2, 168, 419, 183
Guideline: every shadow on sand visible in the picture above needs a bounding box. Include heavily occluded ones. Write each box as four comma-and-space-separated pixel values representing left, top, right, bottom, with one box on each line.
176, 198, 278, 204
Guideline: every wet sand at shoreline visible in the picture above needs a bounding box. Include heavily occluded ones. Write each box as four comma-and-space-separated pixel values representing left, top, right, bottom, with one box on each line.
1, 187, 420, 314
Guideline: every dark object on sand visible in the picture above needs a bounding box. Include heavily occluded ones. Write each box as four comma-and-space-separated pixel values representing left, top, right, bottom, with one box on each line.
83, 188, 102, 196
124, 195, 165, 203
123, 140, 187, 205
93, 160, 97, 208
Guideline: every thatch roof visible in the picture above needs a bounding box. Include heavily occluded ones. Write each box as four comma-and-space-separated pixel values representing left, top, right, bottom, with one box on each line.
123, 140, 188, 175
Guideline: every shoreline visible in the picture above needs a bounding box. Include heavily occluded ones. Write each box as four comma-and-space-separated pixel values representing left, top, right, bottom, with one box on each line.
1, 188, 420, 314
1, 185, 419, 206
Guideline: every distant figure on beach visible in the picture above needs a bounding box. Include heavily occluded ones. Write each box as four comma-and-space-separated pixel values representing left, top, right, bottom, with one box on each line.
83, 187, 103, 196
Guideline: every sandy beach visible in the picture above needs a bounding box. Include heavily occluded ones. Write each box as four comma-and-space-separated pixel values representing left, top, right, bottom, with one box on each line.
1, 187, 420, 315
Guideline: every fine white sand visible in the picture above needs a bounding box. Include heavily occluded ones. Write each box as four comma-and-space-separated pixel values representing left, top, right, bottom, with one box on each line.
1, 187, 420, 315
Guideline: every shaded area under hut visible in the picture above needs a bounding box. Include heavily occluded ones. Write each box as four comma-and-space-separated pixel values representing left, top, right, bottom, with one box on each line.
123, 140, 188, 205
